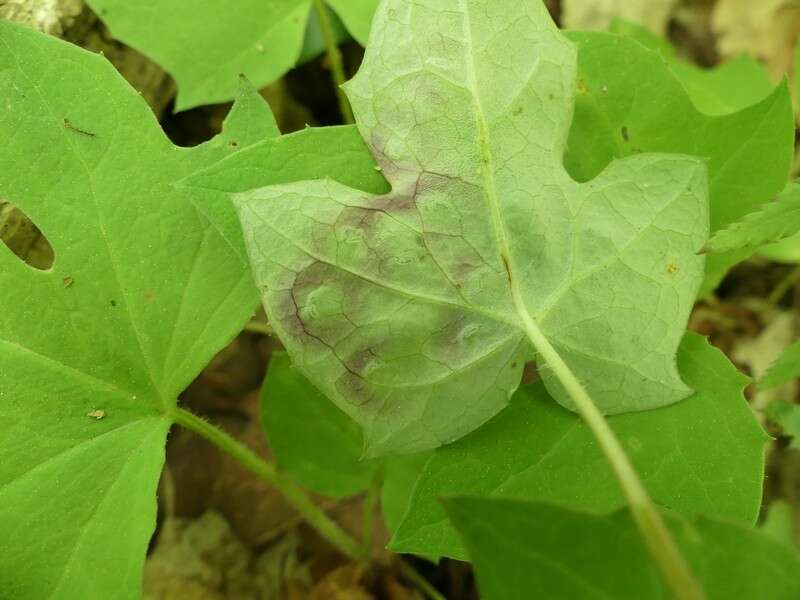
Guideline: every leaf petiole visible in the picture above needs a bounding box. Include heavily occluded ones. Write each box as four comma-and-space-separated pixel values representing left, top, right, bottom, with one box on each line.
510, 284, 705, 600
312, 0, 354, 124
171, 407, 365, 560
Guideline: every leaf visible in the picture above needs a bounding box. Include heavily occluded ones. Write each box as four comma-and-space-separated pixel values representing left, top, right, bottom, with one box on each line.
0, 22, 383, 598
390, 334, 767, 559
236, 0, 709, 457
760, 340, 800, 391
84, 0, 378, 110
327, 0, 379, 45
564, 30, 794, 294
380, 452, 432, 536
609, 19, 774, 116
261, 352, 381, 497
766, 400, 800, 450
184, 125, 390, 200
761, 501, 797, 548
704, 184, 800, 254
444, 497, 800, 600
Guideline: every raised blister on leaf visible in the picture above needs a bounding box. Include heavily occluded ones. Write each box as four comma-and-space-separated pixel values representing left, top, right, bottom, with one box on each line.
236, 0, 709, 456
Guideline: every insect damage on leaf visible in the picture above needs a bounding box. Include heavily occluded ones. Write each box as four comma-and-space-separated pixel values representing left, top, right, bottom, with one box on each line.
235, 0, 709, 456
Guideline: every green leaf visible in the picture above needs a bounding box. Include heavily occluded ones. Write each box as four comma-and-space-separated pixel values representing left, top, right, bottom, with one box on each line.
236, 0, 709, 456
261, 352, 381, 497
327, 0, 379, 45
0, 24, 270, 598
762, 501, 797, 548
760, 340, 800, 391
609, 19, 774, 116
0, 22, 382, 597
84, 0, 378, 110
704, 183, 800, 254
184, 125, 390, 198
758, 232, 800, 263
380, 452, 432, 536
391, 334, 767, 559
564, 31, 794, 294
765, 400, 800, 449
444, 497, 800, 600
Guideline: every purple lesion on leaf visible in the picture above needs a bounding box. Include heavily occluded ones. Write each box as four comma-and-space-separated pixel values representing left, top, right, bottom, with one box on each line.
334, 369, 373, 407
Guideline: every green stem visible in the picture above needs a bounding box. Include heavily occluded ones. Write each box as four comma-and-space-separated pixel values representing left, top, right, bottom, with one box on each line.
768, 265, 800, 306
397, 558, 447, 600
510, 286, 705, 600
172, 407, 364, 560
361, 478, 380, 556
243, 319, 273, 336
312, 0, 354, 124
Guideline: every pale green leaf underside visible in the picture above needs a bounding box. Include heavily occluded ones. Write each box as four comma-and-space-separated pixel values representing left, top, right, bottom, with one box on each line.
564, 31, 793, 295
445, 497, 800, 600
236, 0, 708, 456
705, 183, 800, 254
85, 0, 379, 110
390, 333, 767, 559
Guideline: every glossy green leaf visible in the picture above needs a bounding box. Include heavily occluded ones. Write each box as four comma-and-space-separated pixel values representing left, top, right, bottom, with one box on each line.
261, 352, 381, 497
236, 0, 708, 456
445, 497, 800, 600
760, 340, 800, 391
0, 21, 385, 598
766, 400, 800, 450
609, 19, 774, 115
85, 0, 378, 110
391, 334, 767, 559
704, 183, 800, 254
0, 24, 273, 598
564, 31, 793, 294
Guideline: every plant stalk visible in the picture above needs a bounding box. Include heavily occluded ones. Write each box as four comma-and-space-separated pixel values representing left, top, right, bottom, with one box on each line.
312, 0, 355, 124
397, 558, 448, 600
243, 319, 274, 336
768, 265, 800, 306
510, 287, 705, 600
172, 407, 364, 561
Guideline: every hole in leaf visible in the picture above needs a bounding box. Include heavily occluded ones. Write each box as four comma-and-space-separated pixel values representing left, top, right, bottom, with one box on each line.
0, 199, 54, 270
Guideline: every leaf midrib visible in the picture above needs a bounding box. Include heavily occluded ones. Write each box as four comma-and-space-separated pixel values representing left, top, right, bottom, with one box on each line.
459, 0, 526, 331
